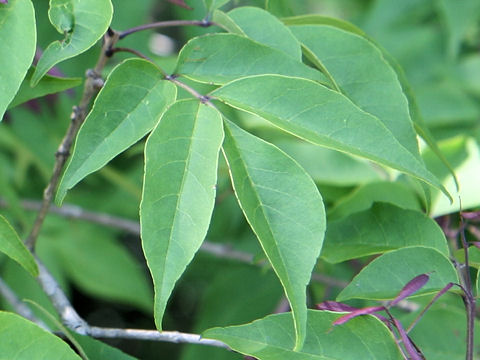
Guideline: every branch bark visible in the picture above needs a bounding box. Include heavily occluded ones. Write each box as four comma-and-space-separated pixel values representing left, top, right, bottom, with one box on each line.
35, 259, 229, 348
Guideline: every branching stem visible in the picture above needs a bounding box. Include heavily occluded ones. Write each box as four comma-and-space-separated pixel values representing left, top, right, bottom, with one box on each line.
24, 29, 120, 251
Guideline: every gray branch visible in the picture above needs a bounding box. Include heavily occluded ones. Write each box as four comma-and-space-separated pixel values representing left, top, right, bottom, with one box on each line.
0, 276, 49, 330
35, 259, 229, 349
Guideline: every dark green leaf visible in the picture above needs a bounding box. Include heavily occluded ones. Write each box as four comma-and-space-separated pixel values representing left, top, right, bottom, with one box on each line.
8, 67, 81, 109
337, 247, 458, 301
57, 59, 176, 204
222, 119, 325, 350
0, 0, 36, 119
0, 311, 80, 359
204, 310, 402, 359
0, 215, 38, 277
322, 203, 449, 263
175, 34, 327, 85
141, 100, 224, 330
212, 75, 447, 196
31, 0, 113, 85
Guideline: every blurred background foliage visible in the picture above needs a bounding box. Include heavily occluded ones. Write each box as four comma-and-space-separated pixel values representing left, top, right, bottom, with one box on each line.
1, 0, 479, 358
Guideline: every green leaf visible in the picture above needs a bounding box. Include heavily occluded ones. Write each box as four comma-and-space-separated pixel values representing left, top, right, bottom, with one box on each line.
0, 311, 80, 359
204, 310, 402, 359
175, 34, 327, 85
31, 0, 113, 85
265, 0, 295, 18
8, 67, 82, 109
283, 15, 458, 189
141, 100, 224, 330
0, 0, 36, 120
222, 119, 325, 350
0, 215, 38, 277
227, 7, 302, 60
212, 75, 447, 196
72, 333, 138, 360
204, 0, 231, 12
328, 181, 422, 220
211, 10, 245, 35
337, 247, 458, 301
290, 25, 420, 160
399, 295, 479, 360
322, 203, 449, 263
48, 223, 153, 313
57, 59, 177, 204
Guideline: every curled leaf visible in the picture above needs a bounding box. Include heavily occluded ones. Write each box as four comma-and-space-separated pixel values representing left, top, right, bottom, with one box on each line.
390, 274, 429, 306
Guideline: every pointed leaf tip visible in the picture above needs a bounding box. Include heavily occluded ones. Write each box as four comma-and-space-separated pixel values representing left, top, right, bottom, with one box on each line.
390, 274, 429, 306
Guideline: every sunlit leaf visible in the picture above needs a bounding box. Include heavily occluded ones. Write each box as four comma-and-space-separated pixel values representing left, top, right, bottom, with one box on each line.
31, 0, 113, 85
141, 100, 224, 330
57, 59, 176, 204
222, 119, 325, 350
0, 0, 36, 119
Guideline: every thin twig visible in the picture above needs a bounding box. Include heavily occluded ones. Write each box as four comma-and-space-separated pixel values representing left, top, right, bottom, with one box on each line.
24, 29, 120, 251
108, 47, 154, 63
166, 75, 212, 104
35, 259, 229, 349
0, 276, 49, 329
119, 19, 214, 39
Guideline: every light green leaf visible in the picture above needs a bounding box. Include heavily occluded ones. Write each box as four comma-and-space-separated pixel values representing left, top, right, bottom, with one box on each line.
211, 9, 245, 35
337, 246, 458, 301
0, 0, 36, 120
0, 215, 38, 277
57, 59, 176, 204
290, 25, 420, 159
265, 0, 295, 18
8, 67, 82, 109
204, 310, 402, 359
212, 75, 447, 196
141, 100, 224, 330
31, 0, 113, 85
175, 34, 327, 85
204, 0, 231, 12
322, 203, 449, 263
227, 7, 302, 60
222, 119, 325, 350
0, 311, 80, 359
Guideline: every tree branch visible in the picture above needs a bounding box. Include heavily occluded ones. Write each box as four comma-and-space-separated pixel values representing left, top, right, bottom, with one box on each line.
35, 259, 229, 348
24, 29, 120, 251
